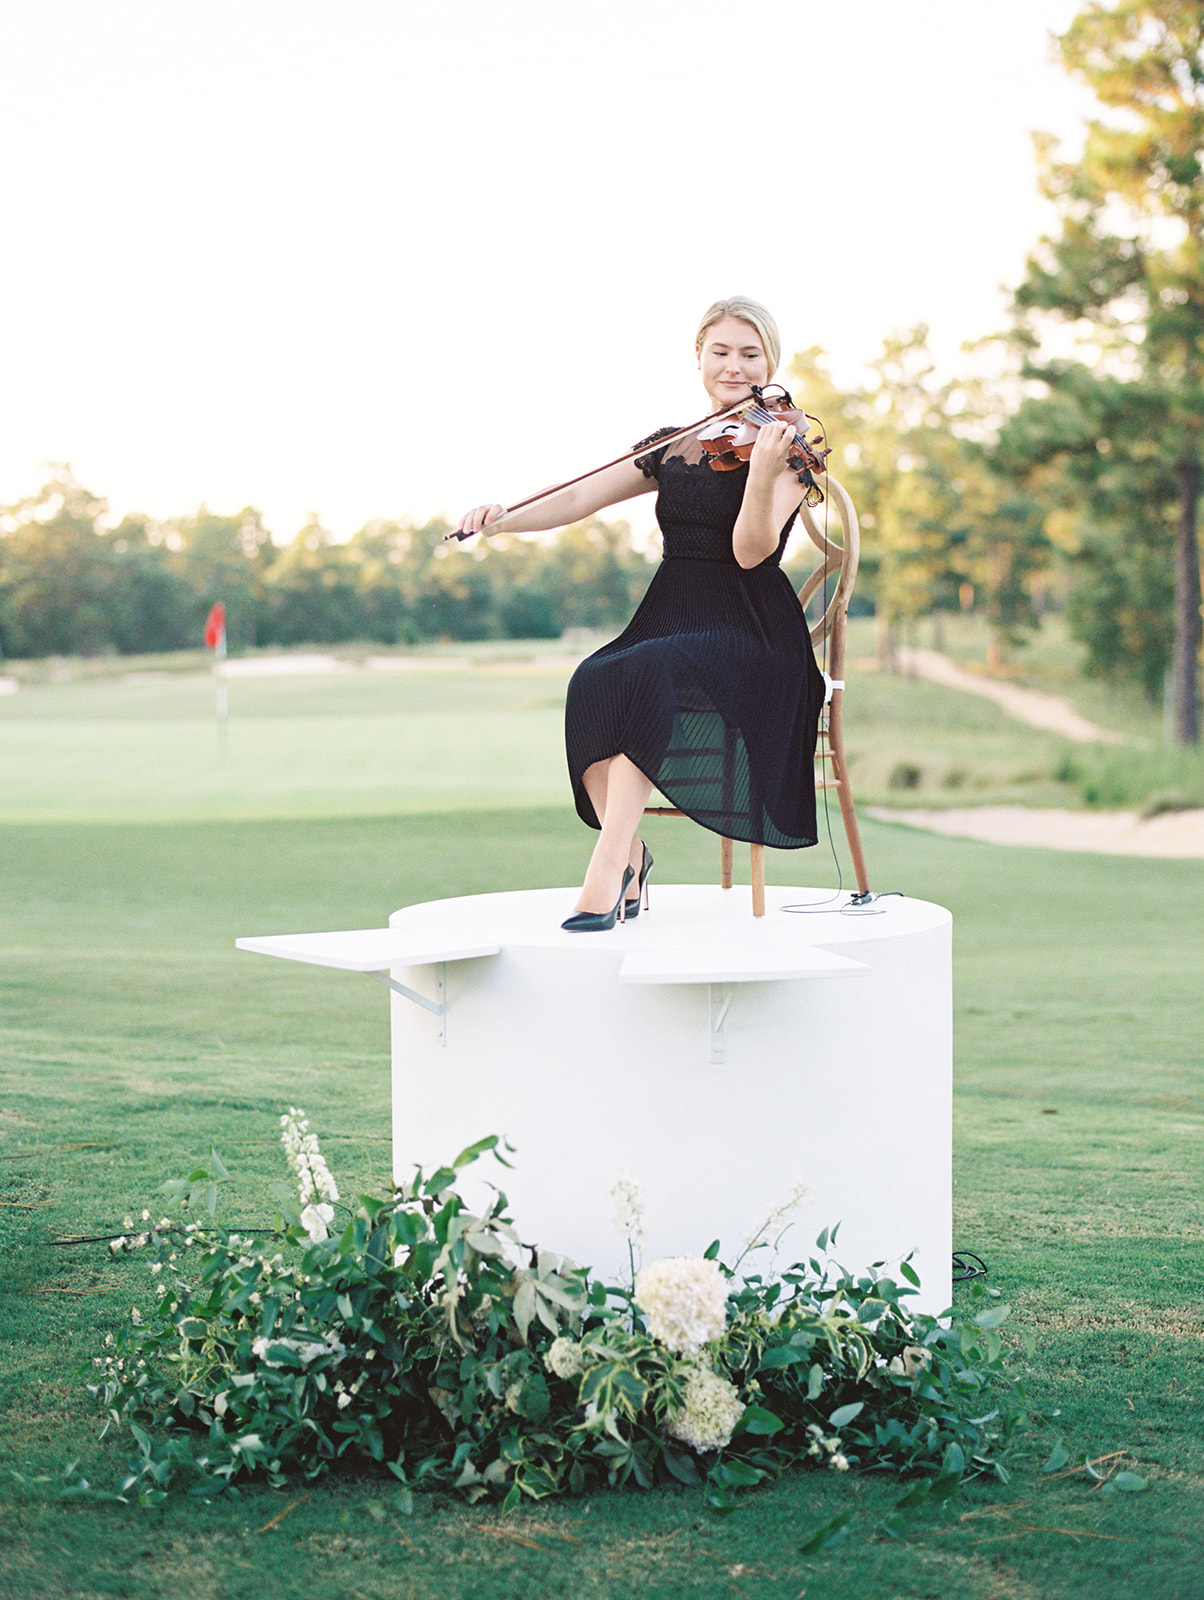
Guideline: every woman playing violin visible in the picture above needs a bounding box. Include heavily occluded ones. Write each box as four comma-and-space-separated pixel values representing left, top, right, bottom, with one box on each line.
454, 295, 826, 931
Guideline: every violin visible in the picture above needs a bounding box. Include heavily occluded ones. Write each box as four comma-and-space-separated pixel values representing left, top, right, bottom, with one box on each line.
446, 385, 829, 540
697, 384, 830, 506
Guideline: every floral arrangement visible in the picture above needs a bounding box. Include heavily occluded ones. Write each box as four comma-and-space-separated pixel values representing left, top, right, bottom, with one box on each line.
93, 1112, 1028, 1516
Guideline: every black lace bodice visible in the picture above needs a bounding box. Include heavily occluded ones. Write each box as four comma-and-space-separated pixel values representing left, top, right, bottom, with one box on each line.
634, 427, 796, 565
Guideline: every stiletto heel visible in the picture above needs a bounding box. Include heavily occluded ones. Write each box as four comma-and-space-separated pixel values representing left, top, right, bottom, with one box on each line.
624, 844, 654, 920
561, 865, 636, 933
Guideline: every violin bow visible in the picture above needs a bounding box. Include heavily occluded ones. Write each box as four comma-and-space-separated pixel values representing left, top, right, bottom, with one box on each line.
443, 390, 775, 542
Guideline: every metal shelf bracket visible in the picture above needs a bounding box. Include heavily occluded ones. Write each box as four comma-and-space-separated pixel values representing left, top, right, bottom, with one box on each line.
369, 963, 447, 1045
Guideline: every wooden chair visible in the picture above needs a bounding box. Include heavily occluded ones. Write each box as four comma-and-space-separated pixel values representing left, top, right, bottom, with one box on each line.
645, 473, 871, 915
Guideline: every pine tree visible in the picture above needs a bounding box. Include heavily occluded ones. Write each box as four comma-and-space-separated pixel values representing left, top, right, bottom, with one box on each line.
1012, 0, 1203, 743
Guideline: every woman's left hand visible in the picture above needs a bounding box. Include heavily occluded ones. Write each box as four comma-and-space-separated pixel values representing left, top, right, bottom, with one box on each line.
747, 418, 797, 484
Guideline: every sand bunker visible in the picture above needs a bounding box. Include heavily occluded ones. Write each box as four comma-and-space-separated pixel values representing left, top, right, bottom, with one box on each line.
873, 805, 1204, 858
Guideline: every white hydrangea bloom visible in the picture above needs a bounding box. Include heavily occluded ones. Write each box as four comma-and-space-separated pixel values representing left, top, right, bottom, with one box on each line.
634, 1256, 728, 1355
544, 1336, 586, 1380
666, 1362, 745, 1453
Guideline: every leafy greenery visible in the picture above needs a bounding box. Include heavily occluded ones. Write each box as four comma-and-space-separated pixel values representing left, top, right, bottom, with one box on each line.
92, 1127, 1028, 1518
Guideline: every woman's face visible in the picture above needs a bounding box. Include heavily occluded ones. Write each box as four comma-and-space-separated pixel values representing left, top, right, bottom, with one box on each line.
697, 316, 770, 410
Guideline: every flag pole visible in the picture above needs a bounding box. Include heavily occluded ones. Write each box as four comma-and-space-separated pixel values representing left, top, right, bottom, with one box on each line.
215, 626, 228, 752
204, 602, 228, 752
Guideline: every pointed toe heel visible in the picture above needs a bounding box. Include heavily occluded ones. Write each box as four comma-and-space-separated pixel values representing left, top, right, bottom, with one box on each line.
562, 865, 636, 933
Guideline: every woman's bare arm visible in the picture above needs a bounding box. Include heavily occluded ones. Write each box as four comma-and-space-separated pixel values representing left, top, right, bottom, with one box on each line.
731, 420, 807, 569
454, 457, 652, 540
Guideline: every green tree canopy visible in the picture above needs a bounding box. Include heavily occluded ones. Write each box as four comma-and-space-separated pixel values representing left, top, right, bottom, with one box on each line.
1006, 0, 1204, 740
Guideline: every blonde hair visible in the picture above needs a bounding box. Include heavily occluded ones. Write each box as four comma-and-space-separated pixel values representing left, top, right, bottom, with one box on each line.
695, 296, 781, 376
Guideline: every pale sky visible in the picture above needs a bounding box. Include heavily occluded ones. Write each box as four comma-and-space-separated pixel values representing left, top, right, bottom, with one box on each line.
1, 0, 1093, 545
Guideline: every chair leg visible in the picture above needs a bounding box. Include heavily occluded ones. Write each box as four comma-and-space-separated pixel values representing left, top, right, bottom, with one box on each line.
826, 693, 870, 897
721, 835, 734, 890
750, 843, 765, 917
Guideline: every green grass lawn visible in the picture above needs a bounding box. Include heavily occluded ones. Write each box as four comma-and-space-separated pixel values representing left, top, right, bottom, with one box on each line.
1, 660, 1202, 1599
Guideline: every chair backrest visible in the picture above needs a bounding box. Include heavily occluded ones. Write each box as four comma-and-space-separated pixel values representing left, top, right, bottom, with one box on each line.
795, 473, 871, 899
794, 473, 860, 675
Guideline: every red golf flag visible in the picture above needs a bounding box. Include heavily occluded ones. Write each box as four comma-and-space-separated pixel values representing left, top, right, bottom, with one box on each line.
204, 602, 226, 651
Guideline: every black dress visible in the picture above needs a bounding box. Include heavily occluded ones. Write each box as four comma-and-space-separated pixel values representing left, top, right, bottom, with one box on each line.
564, 428, 826, 848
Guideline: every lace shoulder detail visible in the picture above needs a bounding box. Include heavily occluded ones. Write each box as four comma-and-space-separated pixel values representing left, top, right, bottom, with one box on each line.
633, 426, 682, 481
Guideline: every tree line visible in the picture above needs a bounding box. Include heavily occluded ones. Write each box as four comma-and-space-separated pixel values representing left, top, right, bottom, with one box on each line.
1, 2, 1201, 743
0, 477, 653, 656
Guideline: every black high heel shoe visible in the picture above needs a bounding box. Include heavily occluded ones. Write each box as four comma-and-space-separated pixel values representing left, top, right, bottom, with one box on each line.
624, 844, 654, 920
561, 865, 636, 933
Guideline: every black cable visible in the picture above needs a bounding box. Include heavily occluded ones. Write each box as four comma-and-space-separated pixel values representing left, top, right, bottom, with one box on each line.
48, 1227, 278, 1247
779, 889, 904, 916
952, 1250, 988, 1282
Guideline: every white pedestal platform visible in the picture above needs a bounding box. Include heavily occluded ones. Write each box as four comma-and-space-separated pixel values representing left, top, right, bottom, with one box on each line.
236, 889, 947, 1312
239, 885, 952, 1313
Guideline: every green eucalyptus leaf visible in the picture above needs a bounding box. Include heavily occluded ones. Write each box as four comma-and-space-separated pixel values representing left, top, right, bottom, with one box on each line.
1111, 1471, 1148, 1492
452, 1135, 497, 1169
1043, 1442, 1071, 1473
856, 1298, 890, 1324
974, 1304, 1011, 1330
799, 1510, 853, 1556
532, 1277, 586, 1312
512, 1277, 536, 1343
828, 1401, 864, 1429
704, 1486, 740, 1517
759, 1344, 808, 1370
927, 1470, 963, 1504
463, 1229, 508, 1258
738, 1405, 785, 1436
661, 1447, 703, 1486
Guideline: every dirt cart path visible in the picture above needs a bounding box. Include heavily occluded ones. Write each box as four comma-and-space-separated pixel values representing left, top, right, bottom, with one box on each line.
876, 650, 1204, 857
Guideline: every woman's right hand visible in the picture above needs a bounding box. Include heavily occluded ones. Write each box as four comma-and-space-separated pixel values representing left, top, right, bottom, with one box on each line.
453, 503, 507, 540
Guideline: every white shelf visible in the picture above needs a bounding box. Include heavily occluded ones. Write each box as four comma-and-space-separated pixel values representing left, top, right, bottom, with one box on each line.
235, 928, 500, 972
618, 947, 868, 985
